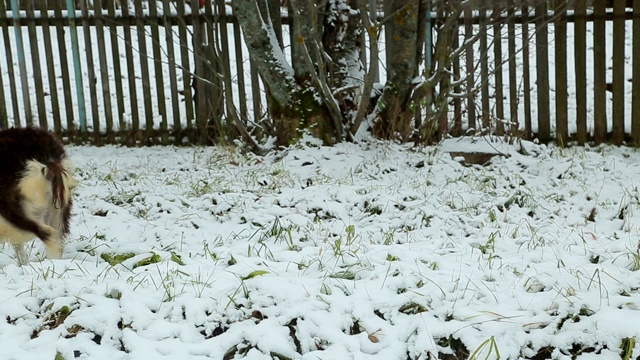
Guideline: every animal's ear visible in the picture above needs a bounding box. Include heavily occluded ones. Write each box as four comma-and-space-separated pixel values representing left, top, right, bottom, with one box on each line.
40, 166, 46, 176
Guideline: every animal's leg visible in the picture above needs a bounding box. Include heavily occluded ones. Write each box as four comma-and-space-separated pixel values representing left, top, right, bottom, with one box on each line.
12, 242, 28, 266
44, 237, 63, 259
43, 209, 66, 260
37, 224, 62, 259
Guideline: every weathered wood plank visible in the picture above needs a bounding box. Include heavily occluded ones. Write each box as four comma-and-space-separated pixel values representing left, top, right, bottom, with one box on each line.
521, 0, 532, 139
554, 0, 568, 146
206, 0, 225, 138
217, 0, 233, 138
176, 0, 194, 134
269, 0, 283, 48
80, 0, 101, 144
250, 59, 262, 125
493, 1, 504, 135
25, 0, 47, 128
94, 0, 114, 143
574, 0, 587, 145
507, 0, 518, 136
535, 1, 550, 141
233, 8, 248, 122
149, 0, 168, 144
612, 0, 625, 145
191, 0, 207, 144
107, 0, 126, 138
479, 5, 490, 129
15, 0, 32, 126
0, 0, 16, 128
52, 0, 74, 138
593, 0, 607, 144
634, 0, 640, 145
162, 0, 181, 145
121, 0, 140, 145
464, 4, 475, 131
134, 0, 155, 143
38, 0, 61, 134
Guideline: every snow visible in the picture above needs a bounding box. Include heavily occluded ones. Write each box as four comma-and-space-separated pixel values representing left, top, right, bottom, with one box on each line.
0, 137, 639, 358
1, 4, 639, 358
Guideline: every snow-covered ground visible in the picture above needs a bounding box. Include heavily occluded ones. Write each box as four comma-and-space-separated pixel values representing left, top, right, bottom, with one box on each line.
1, 137, 639, 359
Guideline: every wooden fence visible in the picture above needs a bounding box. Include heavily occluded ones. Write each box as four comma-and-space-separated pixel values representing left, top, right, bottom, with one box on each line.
0, 0, 638, 146
450, 0, 639, 146
0, 0, 237, 145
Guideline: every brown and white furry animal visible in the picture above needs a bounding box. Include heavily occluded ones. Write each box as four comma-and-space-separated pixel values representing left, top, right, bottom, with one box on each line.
0, 127, 75, 265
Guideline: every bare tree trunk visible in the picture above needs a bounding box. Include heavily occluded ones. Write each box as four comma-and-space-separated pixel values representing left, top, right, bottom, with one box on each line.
288, 0, 339, 143
235, 0, 315, 146
322, 0, 364, 125
235, 0, 367, 146
374, 0, 426, 140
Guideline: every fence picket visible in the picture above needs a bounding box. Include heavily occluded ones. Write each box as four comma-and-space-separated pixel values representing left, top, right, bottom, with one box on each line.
0, 0, 11, 129
134, 0, 154, 144
107, 0, 126, 141
246, 3, 263, 124
207, 0, 224, 139
464, 5, 475, 131
593, 0, 607, 144
535, 1, 550, 142
574, 0, 587, 145
554, 0, 568, 146
493, 1, 504, 135
479, 6, 490, 130
176, 0, 194, 137
634, 0, 640, 145
506, 0, 517, 136
80, 0, 100, 144
25, 0, 47, 128
149, 0, 168, 144
121, 0, 140, 145
218, 0, 238, 137
233, 10, 248, 122
13, 0, 33, 125
191, 0, 206, 144
250, 60, 262, 125
162, 0, 181, 145
521, 1, 532, 139
0, 40, 5, 128
38, 0, 62, 134
94, 0, 114, 144
52, 0, 74, 140
269, 0, 283, 48
612, 0, 626, 145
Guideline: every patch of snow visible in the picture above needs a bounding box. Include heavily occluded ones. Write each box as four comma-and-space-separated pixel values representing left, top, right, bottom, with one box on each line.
0, 138, 639, 358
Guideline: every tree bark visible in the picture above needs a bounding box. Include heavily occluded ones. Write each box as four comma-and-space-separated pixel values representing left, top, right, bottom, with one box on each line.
322, 0, 364, 125
234, 0, 295, 109
374, 0, 426, 140
235, 0, 316, 146
234, 0, 382, 146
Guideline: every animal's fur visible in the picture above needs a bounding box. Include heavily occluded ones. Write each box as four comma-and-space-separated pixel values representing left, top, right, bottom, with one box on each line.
0, 127, 75, 264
